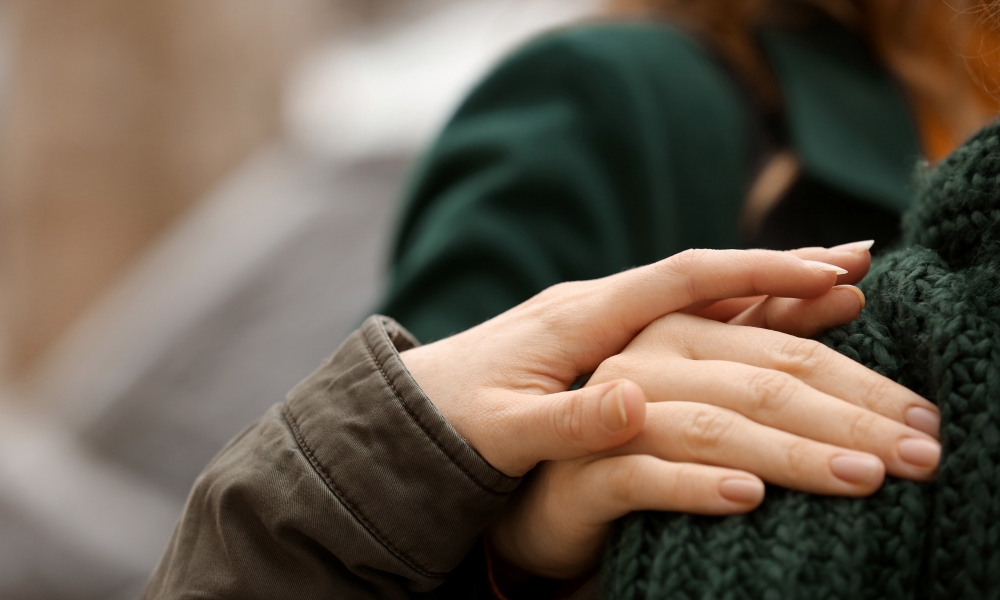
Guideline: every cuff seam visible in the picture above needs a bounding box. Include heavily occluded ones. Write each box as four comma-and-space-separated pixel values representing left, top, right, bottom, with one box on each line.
361, 320, 510, 496
282, 402, 445, 579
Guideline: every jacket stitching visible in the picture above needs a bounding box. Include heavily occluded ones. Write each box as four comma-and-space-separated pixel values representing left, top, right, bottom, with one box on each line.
361, 322, 509, 496
281, 402, 445, 579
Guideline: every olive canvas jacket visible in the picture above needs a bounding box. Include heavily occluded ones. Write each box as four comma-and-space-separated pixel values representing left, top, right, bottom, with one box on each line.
144, 316, 522, 599
144, 19, 923, 600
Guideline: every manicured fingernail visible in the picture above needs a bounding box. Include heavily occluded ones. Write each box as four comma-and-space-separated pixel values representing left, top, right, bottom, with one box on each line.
600, 384, 629, 431
830, 240, 875, 253
898, 438, 941, 469
719, 478, 765, 504
833, 285, 866, 309
802, 260, 849, 276
905, 406, 941, 439
830, 455, 883, 485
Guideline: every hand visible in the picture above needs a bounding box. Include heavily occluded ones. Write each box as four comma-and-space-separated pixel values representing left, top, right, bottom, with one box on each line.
484, 242, 941, 580
685, 241, 881, 332
399, 245, 940, 577
487, 313, 941, 579
401, 247, 872, 476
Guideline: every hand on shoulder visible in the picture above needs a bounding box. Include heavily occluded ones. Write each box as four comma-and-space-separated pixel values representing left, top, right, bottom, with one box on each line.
400, 243, 940, 579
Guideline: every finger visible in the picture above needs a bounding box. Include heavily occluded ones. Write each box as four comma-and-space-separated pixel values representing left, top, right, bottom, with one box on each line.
502, 379, 646, 475
667, 314, 941, 438
727, 285, 865, 337
487, 456, 763, 580
646, 248, 846, 304
788, 240, 874, 285
644, 359, 938, 481
683, 241, 874, 320
580, 454, 764, 521
524, 249, 849, 377
564, 250, 843, 352
685, 295, 766, 321
617, 402, 887, 495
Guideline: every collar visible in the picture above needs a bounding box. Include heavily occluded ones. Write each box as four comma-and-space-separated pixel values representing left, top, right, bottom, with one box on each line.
760, 22, 923, 214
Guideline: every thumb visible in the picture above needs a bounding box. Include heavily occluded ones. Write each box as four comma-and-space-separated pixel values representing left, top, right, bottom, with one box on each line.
505, 379, 646, 476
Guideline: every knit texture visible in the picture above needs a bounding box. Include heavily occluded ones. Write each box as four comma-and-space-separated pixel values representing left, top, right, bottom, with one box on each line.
602, 122, 1000, 600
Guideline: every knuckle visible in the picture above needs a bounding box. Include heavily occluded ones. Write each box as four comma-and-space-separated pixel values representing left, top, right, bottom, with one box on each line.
610, 459, 646, 505
531, 282, 579, 312
598, 353, 624, 374
864, 375, 891, 400
649, 316, 690, 355
665, 463, 698, 494
783, 439, 814, 477
636, 312, 688, 349
746, 370, 798, 414
861, 377, 896, 413
553, 393, 588, 445
529, 281, 594, 329
773, 337, 828, 375
666, 248, 708, 270
663, 249, 713, 300
683, 408, 736, 451
846, 410, 881, 447
654, 311, 690, 334
595, 354, 629, 382
537, 280, 577, 300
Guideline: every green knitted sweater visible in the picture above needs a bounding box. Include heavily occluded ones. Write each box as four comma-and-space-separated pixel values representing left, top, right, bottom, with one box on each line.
603, 123, 1000, 599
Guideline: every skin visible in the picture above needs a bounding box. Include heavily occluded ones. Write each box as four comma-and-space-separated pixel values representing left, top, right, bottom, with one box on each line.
400, 243, 941, 581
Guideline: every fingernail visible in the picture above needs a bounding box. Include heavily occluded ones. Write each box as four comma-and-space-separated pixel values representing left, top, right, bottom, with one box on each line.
905, 407, 941, 439
898, 438, 941, 469
833, 285, 866, 309
830, 455, 883, 485
600, 384, 629, 431
719, 478, 765, 504
830, 240, 875, 253
802, 260, 849, 276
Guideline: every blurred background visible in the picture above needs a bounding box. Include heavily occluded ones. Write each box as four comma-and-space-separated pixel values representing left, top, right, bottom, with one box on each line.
0, 0, 601, 597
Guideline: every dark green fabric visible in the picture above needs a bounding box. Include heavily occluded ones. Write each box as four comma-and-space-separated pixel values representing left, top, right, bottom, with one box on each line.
602, 122, 1000, 600
760, 24, 920, 212
382, 20, 921, 345
383, 22, 750, 345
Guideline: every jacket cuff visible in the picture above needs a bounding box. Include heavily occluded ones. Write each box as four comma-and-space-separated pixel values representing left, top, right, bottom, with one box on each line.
282, 315, 519, 586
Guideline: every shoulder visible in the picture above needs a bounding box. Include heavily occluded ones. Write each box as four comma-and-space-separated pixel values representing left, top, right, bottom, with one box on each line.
529, 20, 723, 73
457, 21, 745, 121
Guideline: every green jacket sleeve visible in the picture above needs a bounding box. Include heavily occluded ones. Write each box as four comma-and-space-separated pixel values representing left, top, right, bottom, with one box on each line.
142, 316, 519, 599
382, 23, 753, 343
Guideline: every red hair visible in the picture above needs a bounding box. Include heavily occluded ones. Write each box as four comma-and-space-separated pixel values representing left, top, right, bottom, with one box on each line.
607, 0, 1000, 158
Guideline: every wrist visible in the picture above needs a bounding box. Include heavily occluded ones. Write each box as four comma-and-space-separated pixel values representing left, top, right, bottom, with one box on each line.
484, 533, 594, 600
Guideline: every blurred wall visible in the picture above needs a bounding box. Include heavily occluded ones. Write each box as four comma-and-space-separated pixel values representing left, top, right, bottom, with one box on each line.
0, 0, 336, 380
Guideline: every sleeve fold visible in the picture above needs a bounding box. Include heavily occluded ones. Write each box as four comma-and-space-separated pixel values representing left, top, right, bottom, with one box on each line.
143, 316, 518, 600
